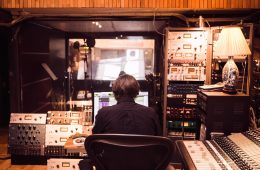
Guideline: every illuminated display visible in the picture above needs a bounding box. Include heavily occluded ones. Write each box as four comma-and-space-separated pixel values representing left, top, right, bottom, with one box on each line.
60, 127, 68, 132
93, 91, 149, 123
60, 137, 67, 142
183, 33, 191, 38
175, 53, 182, 57
24, 115, 32, 120
71, 113, 79, 117
171, 67, 178, 72
188, 68, 195, 73
62, 162, 70, 167
183, 44, 192, 49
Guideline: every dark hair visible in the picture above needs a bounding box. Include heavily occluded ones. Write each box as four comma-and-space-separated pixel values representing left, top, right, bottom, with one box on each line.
112, 74, 140, 100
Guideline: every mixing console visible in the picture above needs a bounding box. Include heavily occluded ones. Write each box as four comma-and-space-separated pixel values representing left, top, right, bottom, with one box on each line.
176, 128, 260, 170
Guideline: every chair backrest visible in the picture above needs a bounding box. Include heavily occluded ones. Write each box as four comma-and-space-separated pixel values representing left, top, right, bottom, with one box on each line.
85, 134, 173, 170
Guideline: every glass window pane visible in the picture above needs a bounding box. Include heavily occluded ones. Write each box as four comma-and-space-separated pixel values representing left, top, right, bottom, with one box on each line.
69, 38, 155, 80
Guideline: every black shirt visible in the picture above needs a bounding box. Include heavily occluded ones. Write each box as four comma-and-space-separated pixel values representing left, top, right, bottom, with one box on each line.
92, 97, 162, 136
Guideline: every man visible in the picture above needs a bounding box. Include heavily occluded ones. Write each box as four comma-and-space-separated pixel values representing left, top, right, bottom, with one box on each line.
79, 74, 162, 170
93, 73, 161, 135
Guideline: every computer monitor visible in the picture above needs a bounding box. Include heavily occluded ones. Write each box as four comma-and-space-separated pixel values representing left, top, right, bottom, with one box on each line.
93, 91, 149, 123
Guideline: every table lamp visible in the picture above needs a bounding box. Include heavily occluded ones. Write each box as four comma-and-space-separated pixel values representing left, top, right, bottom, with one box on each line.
214, 27, 251, 94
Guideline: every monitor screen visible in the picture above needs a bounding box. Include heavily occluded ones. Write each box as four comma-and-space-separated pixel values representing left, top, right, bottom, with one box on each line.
93, 91, 149, 123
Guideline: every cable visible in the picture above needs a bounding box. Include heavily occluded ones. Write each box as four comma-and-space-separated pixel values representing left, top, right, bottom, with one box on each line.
241, 57, 247, 93
230, 10, 260, 25
204, 19, 211, 28
0, 154, 11, 160
153, 12, 165, 36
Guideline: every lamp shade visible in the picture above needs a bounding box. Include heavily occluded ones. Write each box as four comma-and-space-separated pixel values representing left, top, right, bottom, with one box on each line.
214, 27, 251, 57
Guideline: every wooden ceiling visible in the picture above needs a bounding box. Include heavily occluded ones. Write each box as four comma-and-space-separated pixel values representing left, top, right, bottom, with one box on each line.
0, 0, 260, 32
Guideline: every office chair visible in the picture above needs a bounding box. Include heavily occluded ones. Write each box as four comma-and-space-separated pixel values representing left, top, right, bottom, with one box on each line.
84, 134, 173, 170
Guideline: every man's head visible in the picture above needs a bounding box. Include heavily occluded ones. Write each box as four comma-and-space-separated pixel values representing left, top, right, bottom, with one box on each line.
112, 74, 140, 100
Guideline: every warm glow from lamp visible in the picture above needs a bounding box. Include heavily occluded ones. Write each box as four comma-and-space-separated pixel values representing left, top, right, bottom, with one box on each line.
214, 27, 251, 94
214, 27, 251, 57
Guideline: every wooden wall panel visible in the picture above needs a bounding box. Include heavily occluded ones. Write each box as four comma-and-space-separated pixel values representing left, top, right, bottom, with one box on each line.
152, 0, 157, 8
219, 0, 224, 8
107, 0, 112, 7
216, 0, 220, 8
201, 0, 206, 8
121, 0, 125, 7
212, 0, 216, 8
176, 0, 179, 8
31, 0, 35, 8
132, 0, 136, 8
116, 0, 120, 7
208, 0, 212, 8
14, 0, 19, 8
180, 0, 183, 8
227, 0, 231, 7
195, 0, 200, 8
165, 0, 168, 8
72, 0, 77, 7
104, 0, 108, 7
187, 0, 191, 8
158, 0, 163, 8
222, 0, 226, 7
242, 0, 247, 8
251, 0, 255, 7
0, 0, 260, 8
147, 0, 150, 7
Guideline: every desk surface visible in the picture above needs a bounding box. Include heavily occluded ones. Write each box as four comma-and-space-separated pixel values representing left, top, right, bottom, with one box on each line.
64, 137, 86, 153
200, 91, 249, 97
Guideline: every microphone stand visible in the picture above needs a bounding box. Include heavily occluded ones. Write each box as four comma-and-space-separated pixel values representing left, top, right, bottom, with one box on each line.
83, 46, 90, 100
67, 66, 73, 110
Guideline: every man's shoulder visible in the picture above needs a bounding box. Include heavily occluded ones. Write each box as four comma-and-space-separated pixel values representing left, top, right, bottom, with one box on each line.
98, 105, 117, 113
99, 106, 110, 111
135, 104, 155, 112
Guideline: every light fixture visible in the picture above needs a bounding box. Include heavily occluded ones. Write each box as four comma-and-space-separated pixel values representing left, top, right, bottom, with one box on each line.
214, 26, 251, 94
198, 16, 204, 28
92, 21, 102, 28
